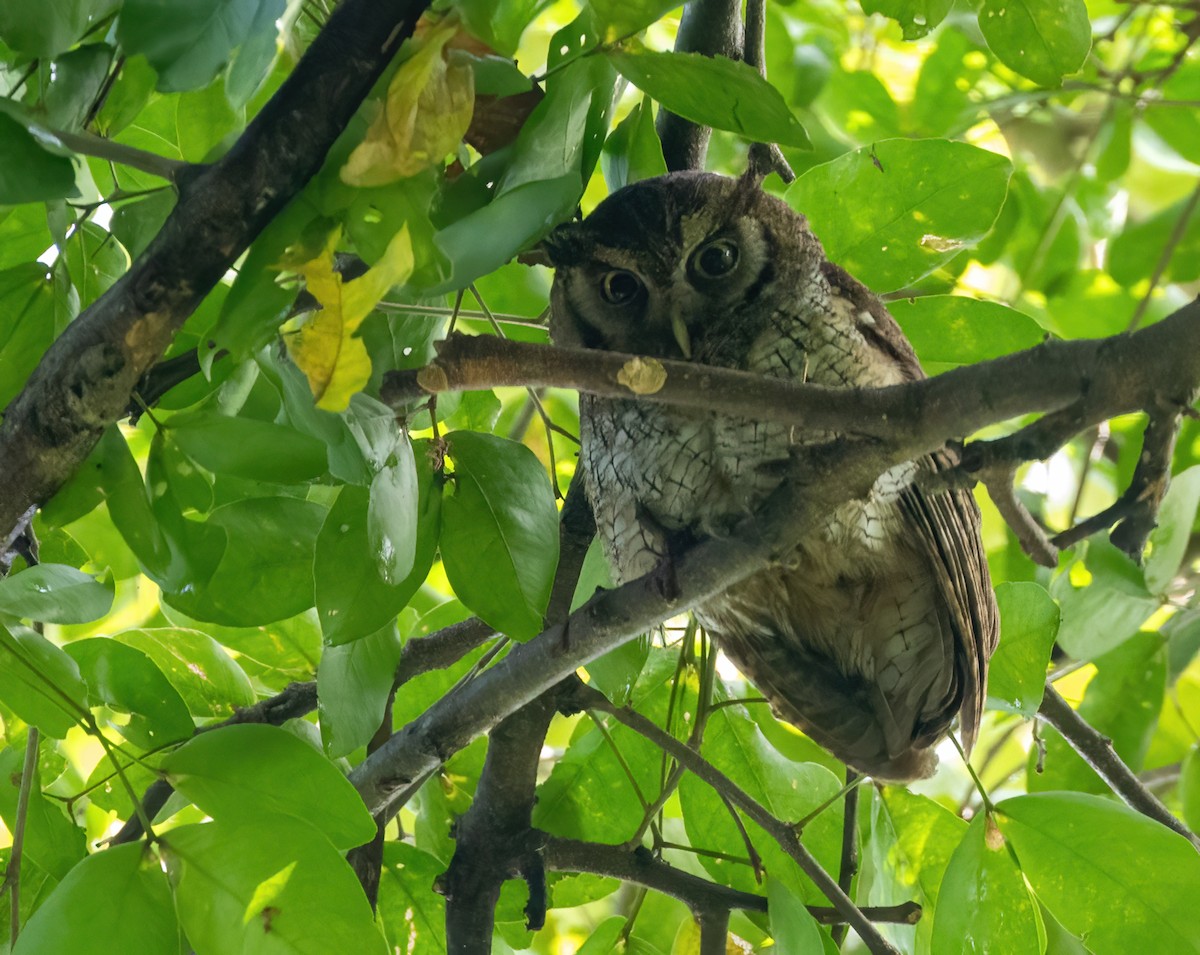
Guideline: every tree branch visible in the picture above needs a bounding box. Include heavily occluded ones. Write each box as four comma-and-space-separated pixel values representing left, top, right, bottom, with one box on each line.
566, 680, 899, 955
1037, 683, 1200, 848
656, 0, 743, 171
0, 0, 434, 541
440, 477, 593, 950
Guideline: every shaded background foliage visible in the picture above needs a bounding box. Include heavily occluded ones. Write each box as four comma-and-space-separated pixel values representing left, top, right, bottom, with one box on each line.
0, 0, 1199, 953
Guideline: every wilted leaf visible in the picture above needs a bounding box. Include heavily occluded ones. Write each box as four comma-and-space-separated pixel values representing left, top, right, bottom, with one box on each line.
341, 21, 475, 186
285, 226, 414, 411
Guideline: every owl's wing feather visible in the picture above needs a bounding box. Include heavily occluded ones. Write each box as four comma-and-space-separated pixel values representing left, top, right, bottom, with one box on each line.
825, 263, 998, 752
898, 450, 999, 754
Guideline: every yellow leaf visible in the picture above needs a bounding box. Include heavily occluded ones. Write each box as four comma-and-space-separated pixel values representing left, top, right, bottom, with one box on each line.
285, 226, 414, 411
341, 20, 475, 186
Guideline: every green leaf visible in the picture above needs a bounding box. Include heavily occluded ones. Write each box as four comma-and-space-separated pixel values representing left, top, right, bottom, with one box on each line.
452, 0, 539, 57
162, 723, 375, 851
861, 0, 953, 40
870, 786, 968, 952
577, 915, 628, 955
977, 0, 1091, 88
368, 437, 419, 585
1109, 197, 1200, 288
931, 813, 1044, 954
109, 190, 176, 260
535, 650, 686, 844
1144, 465, 1200, 593
114, 627, 255, 717
1051, 540, 1157, 660
767, 876, 825, 953
116, 0, 286, 93
679, 702, 843, 901
98, 425, 171, 579
0, 563, 113, 624
167, 412, 329, 484
1031, 633, 1166, 793
887, 296, 1044, 373
0, 0, 118, 58
441, 431, 559, 640
0, 207, 55, 270
988, 582, 1059, 717
498, 56, 615, 196
315, 457, 440, 645
997, 793, 1200, 953
378, 843, 448, 954
168, 497, 324, 626
786, 139, 1011, 292
0, 114, 78, 205
608, 49, 811, 149
0, 744, 86, 880
318, 623, 403, 757
0, 624, 88, 738
588, 0, 681, 42
64, 222, 130, 308
433, 174, 582, 292
164, 817, 387, 955
65, 639, 194, 749
12, 842, 178, 955
1181, 745, 1200, 834
602, 97, 669, 191
0, 264, 58, 412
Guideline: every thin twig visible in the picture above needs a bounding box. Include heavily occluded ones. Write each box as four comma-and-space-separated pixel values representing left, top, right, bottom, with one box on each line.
37, 125, 190, 181
1038, 683, 1200, 847
980, 465, 1059, 567
831, 770, 859, 947
568, 681, 901, 955
5, 728, 39, 947
743, 0, 795, 182
1127, 181, 1200, 331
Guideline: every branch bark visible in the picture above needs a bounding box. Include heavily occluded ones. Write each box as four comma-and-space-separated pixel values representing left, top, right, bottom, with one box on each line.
0, 0, 433, 540
385, 299, 1200, 459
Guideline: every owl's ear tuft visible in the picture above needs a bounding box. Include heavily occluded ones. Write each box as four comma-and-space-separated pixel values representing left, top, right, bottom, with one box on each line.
529, 221, 588, 268
741, 145, 773, 190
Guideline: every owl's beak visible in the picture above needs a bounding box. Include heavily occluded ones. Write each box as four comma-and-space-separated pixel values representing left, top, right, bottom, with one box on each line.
671, 310, 692, 359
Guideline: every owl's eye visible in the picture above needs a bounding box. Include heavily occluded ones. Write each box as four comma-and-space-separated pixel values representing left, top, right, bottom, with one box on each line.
690, 238, 739, 279
600, 269, 643, 305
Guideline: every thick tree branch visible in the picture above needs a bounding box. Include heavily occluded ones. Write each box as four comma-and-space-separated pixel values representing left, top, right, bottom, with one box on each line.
440, 477, 593, 950
656, 0, 743, 171
1037, 684, 1200, 848
443, 696, 560, 953
384, 300, 1200, 456
0, 0, 433, 541
351, 305, 1200, 853
540, 835, 922, 926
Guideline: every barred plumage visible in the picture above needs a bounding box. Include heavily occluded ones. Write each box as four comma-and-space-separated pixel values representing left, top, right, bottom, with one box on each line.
545, 171, 997, 781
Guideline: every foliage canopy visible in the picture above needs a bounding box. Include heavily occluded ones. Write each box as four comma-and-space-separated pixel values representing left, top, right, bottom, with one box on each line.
1, 0, 1200, 953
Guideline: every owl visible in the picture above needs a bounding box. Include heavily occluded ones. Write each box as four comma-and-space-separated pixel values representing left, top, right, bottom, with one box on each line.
544, 171, 998, 781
